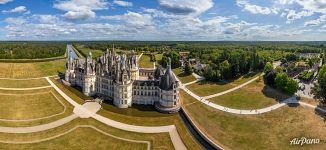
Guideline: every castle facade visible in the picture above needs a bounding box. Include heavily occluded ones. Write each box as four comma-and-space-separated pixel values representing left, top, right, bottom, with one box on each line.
65, 49, 180, 113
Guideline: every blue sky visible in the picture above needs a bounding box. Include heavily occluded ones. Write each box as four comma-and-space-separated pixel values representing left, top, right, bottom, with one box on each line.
0, 0, 325, 41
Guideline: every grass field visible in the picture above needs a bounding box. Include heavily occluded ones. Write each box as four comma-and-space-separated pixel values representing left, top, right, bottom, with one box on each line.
173, 68, 196, 84
187, 72, 262, 97
0, 78, 49, 88
139, 54, 163, 68
0, 118, 174, 150
139, 54, 154, 68
75, 45, 103, 58
208, 80, 289, 109
182, 90, 326, 150
50, 77, 88, 104
0, 59, 65, 78
0, 89, 64, 120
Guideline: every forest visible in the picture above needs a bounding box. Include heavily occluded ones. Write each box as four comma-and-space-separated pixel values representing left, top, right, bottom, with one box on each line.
0, 42, 66, 59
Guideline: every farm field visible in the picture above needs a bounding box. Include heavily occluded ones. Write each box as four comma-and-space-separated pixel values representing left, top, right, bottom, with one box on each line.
208, 80, 289, 109
182, 90, 326, 150
0, 78, 49, 88
187, 72, 262, 97
0, 59, 65, 78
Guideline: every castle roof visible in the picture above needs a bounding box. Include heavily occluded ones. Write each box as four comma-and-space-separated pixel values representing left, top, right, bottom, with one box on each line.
159, 58, 177, 91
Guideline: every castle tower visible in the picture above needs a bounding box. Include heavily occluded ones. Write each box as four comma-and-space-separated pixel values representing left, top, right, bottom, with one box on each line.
113, 55, 133, 108
83, 51, 96, 96
156, 58, 180, 113
130, 51, 139, 80
65, 51, 74, 82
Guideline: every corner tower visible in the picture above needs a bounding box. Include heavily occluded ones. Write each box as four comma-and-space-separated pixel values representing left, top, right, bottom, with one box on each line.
83, 51, 96, 96
156, 58, 180, 113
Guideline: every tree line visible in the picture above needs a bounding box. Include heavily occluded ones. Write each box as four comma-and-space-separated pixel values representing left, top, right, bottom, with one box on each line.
0, 42, 66, 59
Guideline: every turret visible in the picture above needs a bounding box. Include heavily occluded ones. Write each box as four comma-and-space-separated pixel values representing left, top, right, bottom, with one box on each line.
156, 58, 180, 113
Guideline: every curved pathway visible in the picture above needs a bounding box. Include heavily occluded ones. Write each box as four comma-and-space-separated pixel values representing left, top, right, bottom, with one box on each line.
0, 75, 57, 80
0, 86, 52, 91
0, 114, 78, 133
0, 125, 151, 150
45, 77, 186, 150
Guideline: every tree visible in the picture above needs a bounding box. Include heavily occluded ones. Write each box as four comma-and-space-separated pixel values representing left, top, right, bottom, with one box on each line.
184, 61, 193, 75
308, 58, 313, 68
264, 62, 273, 74
284, 78, 299, 95
275, 72, 298, 95
312, 65, 326, 104
275, 72, 288, 91
220, 60, 231, 79
264, 70, 277, 87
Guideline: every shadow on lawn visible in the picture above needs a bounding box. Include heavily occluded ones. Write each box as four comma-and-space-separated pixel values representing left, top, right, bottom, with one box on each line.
102, 100, 174, 117
197, 71, 260, 86
314, 105, 326, 122
262, 86, 292, 103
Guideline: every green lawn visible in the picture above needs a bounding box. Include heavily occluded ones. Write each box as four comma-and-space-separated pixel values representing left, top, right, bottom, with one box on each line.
0, 89, 64, 120
74, 45, 103, 58
182, 91, 326, 150
50, 77, 88, 104
187, 72, 262, 97
173, 68, 196, 84
208, 80, 289, 109
155, 53, 163, 64
98, 102, 202, 149
0, 118, 174, 150
0, 78, 49, 88
0, 59, 65, 78
139, 54, 154, 68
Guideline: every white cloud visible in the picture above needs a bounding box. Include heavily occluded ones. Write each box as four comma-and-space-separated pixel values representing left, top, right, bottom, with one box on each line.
0, 0, 13, 4
113, 0, 132, 7
304, 15, 326, 27
286, 10, 313, 23
54, 0, 108, 20
101, 11, 154, 29
32, 15, 59, 24
4, 17, 26, 25
296, 0, 326, 15
237, 0, 278, 15
158, 0, 213, 15
2, 6, 30, 14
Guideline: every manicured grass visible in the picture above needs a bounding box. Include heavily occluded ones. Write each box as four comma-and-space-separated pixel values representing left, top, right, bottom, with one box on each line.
208, 80, 289, 109
0, 90, 64, 120
0, 78, 49, 88
182, 91, 326, 150
155, 53, 163, 63
76, 45, 103, 58
0, 59, 65, 78
139, 54, 154, 68
173, 68, 196, 84
50, 77, 88, 104
0, 118, 174, 150
98, 102, 202, 149
187, 72, 262, 97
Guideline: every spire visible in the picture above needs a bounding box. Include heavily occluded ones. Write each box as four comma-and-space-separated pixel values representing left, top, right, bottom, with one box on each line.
168, 57, 171, 70
88, 51, 92, 58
